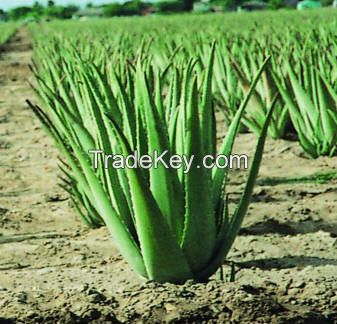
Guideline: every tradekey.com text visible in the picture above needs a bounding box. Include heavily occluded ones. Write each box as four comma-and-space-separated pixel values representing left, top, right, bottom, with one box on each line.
89, 150, 248, 174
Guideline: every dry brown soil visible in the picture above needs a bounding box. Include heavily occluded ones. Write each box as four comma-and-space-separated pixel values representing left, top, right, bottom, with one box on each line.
0, 28, 336, 323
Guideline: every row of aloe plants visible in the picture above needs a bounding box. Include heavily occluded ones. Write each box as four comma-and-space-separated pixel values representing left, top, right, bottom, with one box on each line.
0, 22, 20, 46
32, 31, 337, 158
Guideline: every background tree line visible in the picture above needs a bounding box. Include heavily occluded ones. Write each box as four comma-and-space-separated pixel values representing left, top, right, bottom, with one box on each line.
0, 0, 332, 21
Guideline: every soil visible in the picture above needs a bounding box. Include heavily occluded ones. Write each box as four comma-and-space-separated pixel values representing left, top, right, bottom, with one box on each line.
0, 29, 336, 324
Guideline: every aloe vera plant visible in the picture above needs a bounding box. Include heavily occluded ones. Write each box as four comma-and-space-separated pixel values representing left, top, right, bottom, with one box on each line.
274, 59, 337, 157
29, 32, 276, 282
233, 54, 289, 139
213, 44, 246, 131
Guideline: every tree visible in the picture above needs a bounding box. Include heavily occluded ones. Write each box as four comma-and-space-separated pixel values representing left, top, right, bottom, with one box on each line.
103, 3, 123, 16
268, 0, 284, 9
48, 1, 55, 7
182, 0, 194, 10
104, 1, 147, 16
321, 0, 332, 6
45, 5, 78, 19
219, 0, 244, 10
8, 7, 32, 20
64, 5, 79, 18
32, 2, 43, 15
155, 1, 184, 13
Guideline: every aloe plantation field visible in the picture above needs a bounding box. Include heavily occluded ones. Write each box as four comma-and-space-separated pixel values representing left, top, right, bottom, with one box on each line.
0, 9, 337, 323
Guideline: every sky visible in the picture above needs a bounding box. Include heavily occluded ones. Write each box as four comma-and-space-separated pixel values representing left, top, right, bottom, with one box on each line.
0, 0, 114, 10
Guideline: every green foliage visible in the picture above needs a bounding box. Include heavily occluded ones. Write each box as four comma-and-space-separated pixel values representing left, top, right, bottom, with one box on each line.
155, 1, 184, 13
6, 3, 78, 21
123, 1, 148, 15
8, 7, 32, 20
273, 59, 337, 157
321, 0, 332, 6
219, 0, 244, 10
104, 1, 148, 17
32, 2, 44, 15
268, 0, 284, 9
44, 6, 78, 19
182, 0, 195, 10
103, 4, 122, 16
0, 22, 19, 44
232, 56, 289, 139
30, 10, 337, 148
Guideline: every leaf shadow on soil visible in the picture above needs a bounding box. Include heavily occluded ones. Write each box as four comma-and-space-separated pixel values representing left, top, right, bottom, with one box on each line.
240, 219, 337, 236
236, 255, 337, 270
230, 171, 337, 187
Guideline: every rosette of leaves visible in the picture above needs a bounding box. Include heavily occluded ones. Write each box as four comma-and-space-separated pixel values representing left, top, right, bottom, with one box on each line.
29, 42, 274, 283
